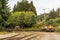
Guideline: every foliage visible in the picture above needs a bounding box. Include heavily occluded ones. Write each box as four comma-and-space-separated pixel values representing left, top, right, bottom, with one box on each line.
5, 11, 36, 28
0, 15, 3, 23
49, 9, 57, 19
0, 0, 10, 27
0, 0, 60, 32
0, 0, 10, 21
13, 0, 37, 15
55, 18, 60, 24
46, 19, 55, 25
37, 8, 60, 27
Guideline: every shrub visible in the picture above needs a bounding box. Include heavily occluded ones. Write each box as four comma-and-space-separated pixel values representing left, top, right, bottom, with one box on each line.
5, 11, 36, 28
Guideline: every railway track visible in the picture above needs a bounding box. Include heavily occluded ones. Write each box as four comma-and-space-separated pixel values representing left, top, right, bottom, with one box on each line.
0, 32, 38, 40
0, 33, 20, 40
0, 32, 59, 40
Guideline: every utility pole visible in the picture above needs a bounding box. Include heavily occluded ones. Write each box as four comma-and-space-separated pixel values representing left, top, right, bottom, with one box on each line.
43, 9, 46, 25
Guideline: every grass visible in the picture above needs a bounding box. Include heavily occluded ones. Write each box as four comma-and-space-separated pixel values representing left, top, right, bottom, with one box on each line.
0, 32, 8, 35
0, 31, 13, 35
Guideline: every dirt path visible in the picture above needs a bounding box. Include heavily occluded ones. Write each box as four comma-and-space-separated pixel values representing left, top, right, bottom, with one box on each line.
0, 32, 60, 40
36, 32, 60, 40
26, 32, 60, 40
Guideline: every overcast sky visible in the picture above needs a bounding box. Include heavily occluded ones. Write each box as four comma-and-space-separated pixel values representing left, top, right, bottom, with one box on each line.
8, 0, 60, 15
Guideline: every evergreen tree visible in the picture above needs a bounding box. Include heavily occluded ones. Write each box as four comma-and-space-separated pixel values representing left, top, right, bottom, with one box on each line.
29, 1, 37, 15
13, 0, 37, 16
13, 5, 17, 12
56, 8, 60, 17
0, 0, 10, 26
49, 9, 56, 19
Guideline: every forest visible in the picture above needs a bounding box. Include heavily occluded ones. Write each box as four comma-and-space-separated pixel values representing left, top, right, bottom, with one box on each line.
0, 0, 60, 32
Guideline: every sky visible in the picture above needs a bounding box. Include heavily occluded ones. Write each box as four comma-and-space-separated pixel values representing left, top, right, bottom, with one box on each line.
8, 0, 60, 15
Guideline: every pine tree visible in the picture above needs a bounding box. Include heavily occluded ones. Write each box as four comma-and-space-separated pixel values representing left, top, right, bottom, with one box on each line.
13, 0, 37, 16
13, 5, 17, 12
0, 0, 10, 21
49, 9, 56, 19
29, 1, 37, 15
56, 8, 60, 17
0, 0, 10, 26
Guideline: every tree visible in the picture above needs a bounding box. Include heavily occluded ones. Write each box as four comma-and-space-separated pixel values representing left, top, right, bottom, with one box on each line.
47, 19, 55, 25
0, 0, 10, 20
0, 15, 3, 24
0, 0, 10, 27
24, 12, 36, 27
6, 11, 36, 28
49, 9, 56, 19
13, 5, 17, 13
19, 13, 25, 27
29, 1, 37, 15
56, 8, 60, 17
55, 18, 60, 24
13, 0, 37, 16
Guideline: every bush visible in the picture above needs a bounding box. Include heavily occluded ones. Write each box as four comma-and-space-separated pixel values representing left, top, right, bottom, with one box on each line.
0, 25, 4, 32
55, 27, 60, 32
6, 11, 36, 28
55, 18, 60, 24
52, 18, 60, 27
